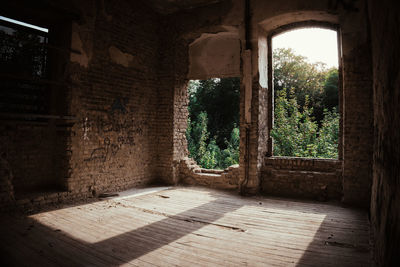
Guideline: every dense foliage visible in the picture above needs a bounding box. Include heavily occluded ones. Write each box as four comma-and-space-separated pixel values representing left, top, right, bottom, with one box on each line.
186, 48, 339, 169
272, 48, 339, 158
271, 90, 339, 158
186, 78, 240, 169
187, 78, 240, 148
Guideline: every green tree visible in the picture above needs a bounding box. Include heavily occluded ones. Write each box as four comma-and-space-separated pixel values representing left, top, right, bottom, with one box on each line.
186, 48, 340, 166
323, 69, 339, 111
273, 48, 338, 124
316, 108, 339, 158
200, 138, 221, 169
186, 78, 240, 169
188, 78, 240, 149
221, 126, 240, 168
271, 47, 339, 159
271, 89, 318, 157
271, 89, 339, 159
187, 111, 209, 164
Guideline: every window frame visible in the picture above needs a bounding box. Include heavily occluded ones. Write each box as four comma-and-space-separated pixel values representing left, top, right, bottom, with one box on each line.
0, 16, 50, 115
266, 21, 343, 160
0, 9, 74, 122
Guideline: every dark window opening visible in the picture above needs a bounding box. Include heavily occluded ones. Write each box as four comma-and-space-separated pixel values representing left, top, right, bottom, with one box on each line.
186, 77, 240, 169
0, 16, 50, 116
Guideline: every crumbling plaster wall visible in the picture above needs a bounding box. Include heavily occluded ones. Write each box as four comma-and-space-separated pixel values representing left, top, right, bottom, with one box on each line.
179, 158, 239, 190
165, 0, 373, 206
156, 0, 244, 185
368, 0, 400, 265
188, 32, 241, 79
66, 0, 161, 195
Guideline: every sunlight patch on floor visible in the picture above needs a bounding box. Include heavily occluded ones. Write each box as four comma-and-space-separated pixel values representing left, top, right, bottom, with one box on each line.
28, 187, 219, 244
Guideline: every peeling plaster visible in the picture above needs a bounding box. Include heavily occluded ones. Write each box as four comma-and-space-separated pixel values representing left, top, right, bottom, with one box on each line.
70, 23, 92, 68
109, 46, 134, 68
70, 32, 88, 67
99, 0, 113, 22
188, 32, 240, 79
259, 11, 338, 32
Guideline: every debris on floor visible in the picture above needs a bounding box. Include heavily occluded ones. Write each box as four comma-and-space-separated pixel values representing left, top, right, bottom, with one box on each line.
98, 193, 119, 198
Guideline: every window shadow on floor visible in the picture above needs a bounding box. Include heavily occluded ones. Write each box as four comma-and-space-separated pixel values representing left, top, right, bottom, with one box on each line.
0, 196, 244, 266
0, 189, 372, 266
295, 208, 370, 266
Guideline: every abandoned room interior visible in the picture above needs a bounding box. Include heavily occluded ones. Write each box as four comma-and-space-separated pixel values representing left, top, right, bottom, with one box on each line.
0, 0, 398, 266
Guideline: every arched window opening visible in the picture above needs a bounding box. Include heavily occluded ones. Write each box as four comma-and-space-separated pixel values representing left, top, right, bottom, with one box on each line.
269, 26, 341, 159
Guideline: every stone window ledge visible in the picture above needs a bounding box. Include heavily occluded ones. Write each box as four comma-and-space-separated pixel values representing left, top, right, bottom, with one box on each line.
264, 156, 342, 172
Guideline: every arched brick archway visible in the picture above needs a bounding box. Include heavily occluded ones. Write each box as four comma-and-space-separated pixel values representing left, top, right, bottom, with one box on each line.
252, 8, 372, 206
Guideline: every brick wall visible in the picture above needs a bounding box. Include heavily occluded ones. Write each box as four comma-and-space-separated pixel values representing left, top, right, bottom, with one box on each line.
0, 138, 15, 205
67, 0, 161, 195
155, 21, 190, 185
0, 0, 377, 213
0, 120, 73, 211
156, 1, 241, 185
340, 1, 374, 206
157, 0, 373, 207
261, 157, 342, 200
368, 0, 400, 265
153, 17, 175, 184
252, 0, 373, 207
0, 123, 58, 194
179, 157, 239, 190
0, 0, 162, 211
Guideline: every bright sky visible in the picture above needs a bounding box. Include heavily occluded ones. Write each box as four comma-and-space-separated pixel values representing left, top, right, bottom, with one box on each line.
0, 15, 48, 33
273, 28, 338, 68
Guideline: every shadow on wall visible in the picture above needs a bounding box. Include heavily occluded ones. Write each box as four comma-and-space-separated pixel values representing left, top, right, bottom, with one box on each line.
0, 122, 71, 203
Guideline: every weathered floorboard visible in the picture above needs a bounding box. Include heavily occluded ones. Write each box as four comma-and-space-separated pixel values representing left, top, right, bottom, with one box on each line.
0, 186, 370, 266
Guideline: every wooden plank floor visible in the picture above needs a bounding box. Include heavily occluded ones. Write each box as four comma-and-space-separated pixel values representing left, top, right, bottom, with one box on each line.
0, 186, 370, 266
